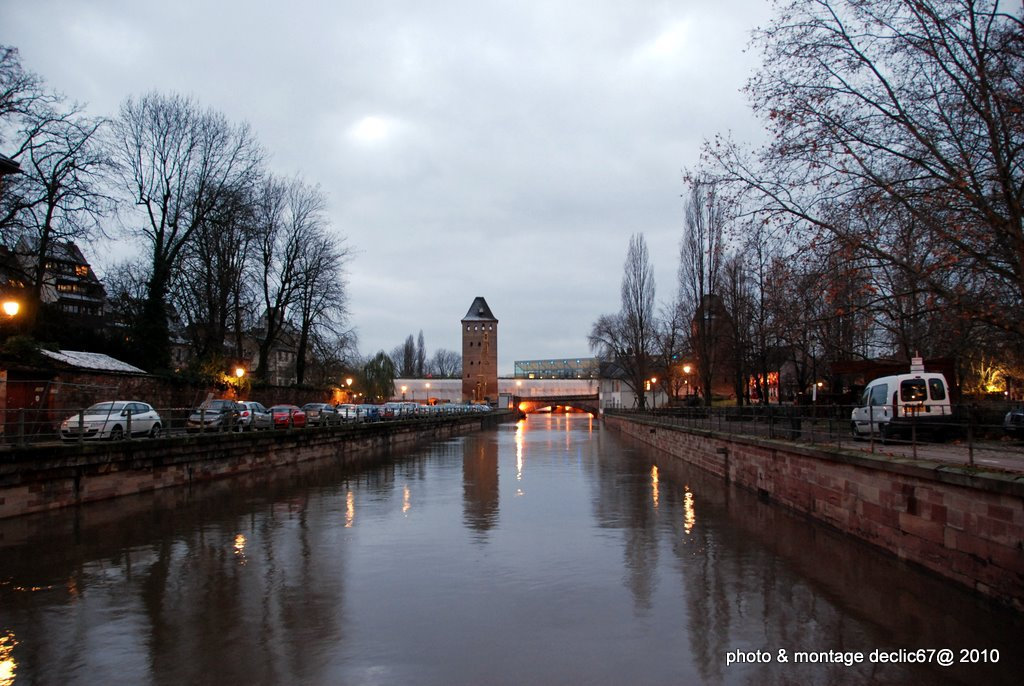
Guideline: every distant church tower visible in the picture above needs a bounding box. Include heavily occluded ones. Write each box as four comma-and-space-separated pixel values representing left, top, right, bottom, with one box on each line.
462, 296, 498, 402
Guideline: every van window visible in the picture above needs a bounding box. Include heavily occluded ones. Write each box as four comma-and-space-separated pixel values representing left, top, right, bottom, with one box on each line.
869, 384, 888, 406
928, 378, 946, 401
901, 379, 927, 402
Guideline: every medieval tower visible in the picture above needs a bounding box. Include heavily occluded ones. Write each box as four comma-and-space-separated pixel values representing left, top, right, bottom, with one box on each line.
462, 296, 498, 402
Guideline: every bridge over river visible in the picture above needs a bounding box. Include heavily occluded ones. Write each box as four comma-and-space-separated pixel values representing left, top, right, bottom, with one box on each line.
0, 413, 1018, 685
393, 377, 599, 413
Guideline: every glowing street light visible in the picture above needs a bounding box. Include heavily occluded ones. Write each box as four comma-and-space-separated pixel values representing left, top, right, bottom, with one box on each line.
1, 300, 19, 317
234, 367, 245, 379
401, 384, 407, 400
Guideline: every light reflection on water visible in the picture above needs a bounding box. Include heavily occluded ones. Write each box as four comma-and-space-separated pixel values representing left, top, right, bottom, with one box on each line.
0, 413, 1020, 685
0, 631, 16, 686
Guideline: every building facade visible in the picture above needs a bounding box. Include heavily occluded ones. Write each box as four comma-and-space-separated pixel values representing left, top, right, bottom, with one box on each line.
514, 357, 599, 379
461, 296, 498, 402
14, 237, 106, 326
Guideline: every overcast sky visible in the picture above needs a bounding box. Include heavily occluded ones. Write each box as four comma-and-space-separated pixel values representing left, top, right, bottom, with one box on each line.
3, 0, 771, 374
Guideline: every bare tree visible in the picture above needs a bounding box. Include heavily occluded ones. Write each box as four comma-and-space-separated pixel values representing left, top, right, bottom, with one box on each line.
111, 91, 262, 369
415, 330, 426, 377
2, 104, 110, 331
428, 348, 461, 378
589, 233, 657, 408
0, 45, 50, 144
653, 298, 689, 400
293, 218, 350, 385
173, 183, 257, 363
252, 176, 316, 383
710, 0, 1024, 344
400, 334, 416, 377
679, 177, 727, 405
0, 45, 49, 231
720, 252, 753, 405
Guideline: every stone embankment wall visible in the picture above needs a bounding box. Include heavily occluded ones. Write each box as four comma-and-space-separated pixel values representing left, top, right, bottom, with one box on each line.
604, 412, 1024, 611
0, 413, 508, 520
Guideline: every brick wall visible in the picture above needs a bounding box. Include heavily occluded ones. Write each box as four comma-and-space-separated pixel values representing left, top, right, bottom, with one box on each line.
604, 413, 1024, 611
0, 413, 507, 520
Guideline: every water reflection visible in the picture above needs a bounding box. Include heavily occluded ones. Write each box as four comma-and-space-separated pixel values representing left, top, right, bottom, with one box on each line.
0, 415, 1019, 685
683, 487, 696, 535
651, 465, 660, 508
462, 433, 499, 537
0, 631, 16, 686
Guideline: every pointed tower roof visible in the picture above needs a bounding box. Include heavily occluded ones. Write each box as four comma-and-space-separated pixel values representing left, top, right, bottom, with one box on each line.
462, 296, 497, 322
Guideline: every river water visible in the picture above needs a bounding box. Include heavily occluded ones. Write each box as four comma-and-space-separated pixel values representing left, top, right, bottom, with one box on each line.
0, 414, 1020, 685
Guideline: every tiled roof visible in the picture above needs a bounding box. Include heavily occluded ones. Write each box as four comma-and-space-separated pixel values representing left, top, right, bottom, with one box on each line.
462, 296, 497, 322
40, 349, 147, 374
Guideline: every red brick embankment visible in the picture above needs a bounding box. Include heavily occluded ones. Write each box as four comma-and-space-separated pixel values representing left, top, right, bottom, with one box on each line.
604, 412, 1024, 611
0, 413, 509, 520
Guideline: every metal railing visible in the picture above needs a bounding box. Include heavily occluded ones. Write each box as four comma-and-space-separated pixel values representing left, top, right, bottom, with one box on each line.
607, 403, 1024, 469
0, 403, 499, 448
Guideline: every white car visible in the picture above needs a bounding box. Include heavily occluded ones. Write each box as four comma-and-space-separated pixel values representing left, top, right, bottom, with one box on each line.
60, 401, 163, 441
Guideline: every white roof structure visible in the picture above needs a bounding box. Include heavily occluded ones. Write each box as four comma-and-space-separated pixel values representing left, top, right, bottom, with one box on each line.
40, 349, 147, 374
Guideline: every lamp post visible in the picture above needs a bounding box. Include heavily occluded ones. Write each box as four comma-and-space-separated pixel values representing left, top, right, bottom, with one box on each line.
682, 364, 692, 400
651, 377, 658, 410
2, 300, 19, 318
401, 384, 407, 401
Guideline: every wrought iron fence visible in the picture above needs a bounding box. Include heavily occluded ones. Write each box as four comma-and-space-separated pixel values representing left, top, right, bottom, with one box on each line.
0, 403, 496, 448
608, 403, 1024, 469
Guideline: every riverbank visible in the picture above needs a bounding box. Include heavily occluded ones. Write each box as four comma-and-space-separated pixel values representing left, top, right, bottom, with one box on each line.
604, 411, 1024, 611
0, 411, 513, 519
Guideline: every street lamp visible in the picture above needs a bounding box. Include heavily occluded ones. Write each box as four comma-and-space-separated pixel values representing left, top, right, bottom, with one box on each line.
234, 367, 245, 379
401, 384, 407, 401
2, 300, 19, 317
651, 377, 658, 410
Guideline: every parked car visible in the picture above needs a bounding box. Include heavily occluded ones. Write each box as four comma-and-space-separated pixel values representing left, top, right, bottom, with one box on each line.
355, 404, 381, 422
302, 402, 340, 426
336, 404, 359, 421
60, 401, 162, 441
238, 401, 273, 431
269, 404, 306, 429
850, 359, 953, 441
381, 402, 406, 419
1005, 406, 1024, 439
186, 399, 245, 433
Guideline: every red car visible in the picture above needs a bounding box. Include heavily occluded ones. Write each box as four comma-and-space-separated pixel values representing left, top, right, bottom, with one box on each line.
268, 404, 307, 429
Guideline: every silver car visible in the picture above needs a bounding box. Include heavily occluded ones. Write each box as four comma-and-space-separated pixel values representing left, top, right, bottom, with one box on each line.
60, 401, 162, 441
302, 402, 340, 426
238, 401, 273, 431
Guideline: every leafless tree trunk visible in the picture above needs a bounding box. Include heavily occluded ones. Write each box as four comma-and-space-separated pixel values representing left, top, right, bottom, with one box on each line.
590, 233, 657, 408
415, 330, 426, 378
111, 92, 262, 370
679, 177, 726, 405
253, 176, 311, 383
293, 215, 350, 385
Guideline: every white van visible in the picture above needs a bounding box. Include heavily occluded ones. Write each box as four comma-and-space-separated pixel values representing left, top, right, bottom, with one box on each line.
850, 358, 953, 440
